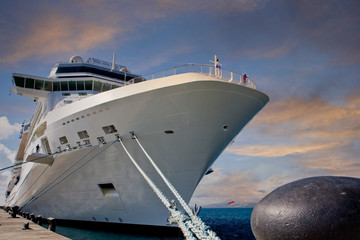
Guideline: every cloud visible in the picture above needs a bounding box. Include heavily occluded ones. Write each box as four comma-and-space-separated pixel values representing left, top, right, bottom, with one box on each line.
191, 168, 264, 205
0, 116, 20, 140
249, 95, 360, 140
0, 143, 16, 163
228, 142, 342, 157
289, 0, 360, 65
1, 13, 120, 63
228, 93, 360, 178
0, 0, 268, 64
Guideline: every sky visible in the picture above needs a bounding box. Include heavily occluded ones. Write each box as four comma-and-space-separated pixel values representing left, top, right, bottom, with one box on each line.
0, 0, 359, 207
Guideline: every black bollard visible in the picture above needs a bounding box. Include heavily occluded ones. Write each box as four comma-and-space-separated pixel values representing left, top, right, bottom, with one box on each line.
251, 176, 360, 240
30, 213, 36, 223
37, 215, 43, 226
10, 206, 19, 218
47, 217, 56, 232
22, 221, 30, 230
25, 212, 30, 220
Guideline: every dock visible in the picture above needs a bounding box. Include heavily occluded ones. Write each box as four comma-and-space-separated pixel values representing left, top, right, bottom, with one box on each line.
0, 210, 70, 239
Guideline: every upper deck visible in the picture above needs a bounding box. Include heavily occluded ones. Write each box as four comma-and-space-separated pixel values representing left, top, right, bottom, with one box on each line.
10, 56, 256, 102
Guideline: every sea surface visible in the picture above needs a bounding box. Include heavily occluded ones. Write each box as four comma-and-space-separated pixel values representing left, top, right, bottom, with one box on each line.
56, 208, 255, 240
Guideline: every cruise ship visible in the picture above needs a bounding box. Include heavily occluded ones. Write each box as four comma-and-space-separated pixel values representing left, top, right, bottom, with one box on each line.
5, 55, 269, 235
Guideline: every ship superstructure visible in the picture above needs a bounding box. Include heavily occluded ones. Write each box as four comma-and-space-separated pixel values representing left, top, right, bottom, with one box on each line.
5, 55, 269, 234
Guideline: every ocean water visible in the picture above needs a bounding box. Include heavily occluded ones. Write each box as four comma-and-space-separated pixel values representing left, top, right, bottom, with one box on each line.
55, 208, 255, 240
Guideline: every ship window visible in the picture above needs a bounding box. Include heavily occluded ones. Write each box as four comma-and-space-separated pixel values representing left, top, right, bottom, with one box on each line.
97, 137, 106, 144
35, 80, 44, 90
102, 125, 118, 134
77, 81, 85, 90
79, 92, 87, 96
164, 130, 174, 134
77, 130, 89, 139
59, 136, 68, 144
61, 81, 69, 91
62, 93, 70, 96
102, 83, 111, 92
111, 84, 119, 89
85, 80, 93, 90
69, 81, 76, 90
44, 81, 52, 91
93, 81, 102, 91
14, 76, 25, 87
25, 78, 35, 89
53, 82, 60, 91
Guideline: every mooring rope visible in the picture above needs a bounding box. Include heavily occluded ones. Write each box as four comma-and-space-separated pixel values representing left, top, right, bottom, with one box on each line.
119, 137, 197, 239
122, 134, 220, 240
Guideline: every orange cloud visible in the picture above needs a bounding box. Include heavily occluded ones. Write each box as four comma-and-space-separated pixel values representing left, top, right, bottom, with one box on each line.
228, 142, 342, 157
0, 0, 268, 63
2, 14, 120, 63
250, 95, 360, 140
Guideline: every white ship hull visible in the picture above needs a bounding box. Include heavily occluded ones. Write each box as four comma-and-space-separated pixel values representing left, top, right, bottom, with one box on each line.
7, 72, 268, 228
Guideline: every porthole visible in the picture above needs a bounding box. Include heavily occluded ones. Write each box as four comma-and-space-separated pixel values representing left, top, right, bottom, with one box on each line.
222, 125, 229, 131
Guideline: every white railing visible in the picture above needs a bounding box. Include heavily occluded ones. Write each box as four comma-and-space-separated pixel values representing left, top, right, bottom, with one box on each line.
127, 64, 256, 89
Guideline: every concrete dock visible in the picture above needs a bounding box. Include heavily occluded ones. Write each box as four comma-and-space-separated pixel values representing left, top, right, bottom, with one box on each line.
0, 210, 70, 239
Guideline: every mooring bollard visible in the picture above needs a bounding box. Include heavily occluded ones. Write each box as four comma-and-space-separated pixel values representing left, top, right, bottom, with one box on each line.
10, 206, 19, 218
22, 221, 30, 230
10, 210, 16, 218
30, 213, 36, 223
37, 215, 43, 226
47, 217, 56, 232
25, 212, 30, 220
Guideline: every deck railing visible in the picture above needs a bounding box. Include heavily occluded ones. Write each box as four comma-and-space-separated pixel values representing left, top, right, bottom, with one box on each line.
127, 64, 256, 89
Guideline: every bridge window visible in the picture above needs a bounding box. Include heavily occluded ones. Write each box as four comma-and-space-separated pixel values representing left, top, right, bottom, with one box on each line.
77, 81, 85, 90
85, 81, 92, 90
44, 81, 52, 91
61, 81, 68, 91
69, 81, 76, 90
14, 76, 25, 87
35, 79, 44, 90
13, 75, 121, 93
102, 83, 111, 91
93, 81, 102, 91
53, 82, 60, 91
25, 78, 34, 89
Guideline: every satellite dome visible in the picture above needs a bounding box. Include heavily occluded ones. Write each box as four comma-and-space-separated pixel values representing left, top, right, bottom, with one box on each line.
70, 56, 84, 63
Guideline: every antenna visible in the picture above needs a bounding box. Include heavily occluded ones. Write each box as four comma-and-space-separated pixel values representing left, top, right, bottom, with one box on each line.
111, 53, 116, 71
